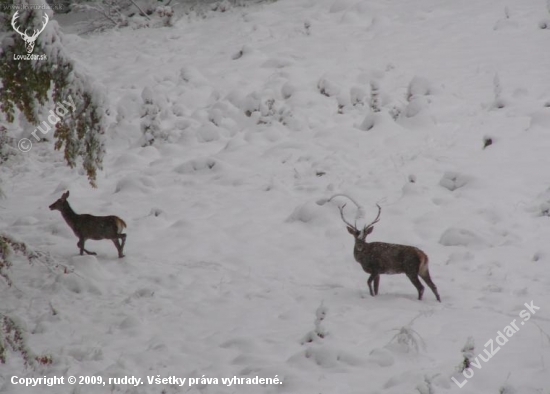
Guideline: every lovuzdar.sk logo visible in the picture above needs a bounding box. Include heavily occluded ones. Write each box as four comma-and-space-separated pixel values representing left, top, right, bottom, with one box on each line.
11, 10, 49, 54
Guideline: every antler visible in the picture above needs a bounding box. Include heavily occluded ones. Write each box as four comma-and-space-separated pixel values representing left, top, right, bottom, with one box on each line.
11, 11, 49, 53
29, 14, 49, 40
363, 204, 382, 232
11, 11, 26, 37
11, 12, 48, 39
338, 203, 357, 230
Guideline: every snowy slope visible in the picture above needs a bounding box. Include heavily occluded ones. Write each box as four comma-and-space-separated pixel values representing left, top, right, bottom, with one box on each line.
2, 0, 550, 393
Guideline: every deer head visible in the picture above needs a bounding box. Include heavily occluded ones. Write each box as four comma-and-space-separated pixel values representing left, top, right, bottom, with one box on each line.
340, 203, 381, 241
49, 191, 69, 211
11, 11, 49, 54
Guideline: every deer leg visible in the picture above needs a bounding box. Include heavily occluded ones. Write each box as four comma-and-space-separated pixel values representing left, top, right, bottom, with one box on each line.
77, 239, 96, 256
119, 233, 126, 250
367, 274, 376, 297
419, 271, 441, 302
406, 273, 425, 300
118, 234, 126, 258
374, 275, 380, 295
112, 239, 125, 258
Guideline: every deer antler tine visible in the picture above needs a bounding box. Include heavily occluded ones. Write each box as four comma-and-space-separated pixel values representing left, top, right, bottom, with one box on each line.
30, 13, 49, 39
338, 203, 356, 229
375, 204, 382, 222
11, 11, 24, 36
364, 203, 382, 230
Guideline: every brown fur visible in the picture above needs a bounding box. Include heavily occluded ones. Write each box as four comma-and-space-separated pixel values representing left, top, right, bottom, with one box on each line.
50, 191, 127, 258
341, 204, 441, 302
114, 217, 127, 233
417, 249, 429, 276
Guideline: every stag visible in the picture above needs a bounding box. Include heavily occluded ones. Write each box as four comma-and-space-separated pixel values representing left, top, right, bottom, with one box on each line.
11, 11, 49, 54
340, 204, 441, 301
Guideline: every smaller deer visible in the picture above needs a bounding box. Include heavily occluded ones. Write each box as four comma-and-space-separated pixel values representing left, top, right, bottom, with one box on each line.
49, 191, 127, 258
340, 204, 440, 302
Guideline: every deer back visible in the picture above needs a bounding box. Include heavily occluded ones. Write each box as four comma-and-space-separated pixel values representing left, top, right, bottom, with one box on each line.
73, 214, 125, 240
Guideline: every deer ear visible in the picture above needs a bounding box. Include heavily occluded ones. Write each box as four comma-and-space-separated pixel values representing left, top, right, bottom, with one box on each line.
62, 191, 70, 200
363, 227, 374, 238
347, 226, 357, 236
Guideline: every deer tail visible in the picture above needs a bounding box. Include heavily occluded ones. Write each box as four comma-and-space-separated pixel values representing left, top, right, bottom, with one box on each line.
417, 249, 429, 276
115, 217, 127, 233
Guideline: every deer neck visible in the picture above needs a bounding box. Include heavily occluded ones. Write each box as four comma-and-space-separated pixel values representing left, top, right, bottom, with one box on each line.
60, 202, 79, 231
354, 239, 369, 259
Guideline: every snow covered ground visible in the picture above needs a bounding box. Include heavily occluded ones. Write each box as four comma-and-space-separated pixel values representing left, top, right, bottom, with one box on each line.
2, 0, 550, 393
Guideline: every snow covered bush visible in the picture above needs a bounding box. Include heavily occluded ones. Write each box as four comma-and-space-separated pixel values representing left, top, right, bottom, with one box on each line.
240, 91, 292, 126
357, 81, 385, 130
0, 235, 54, 366
0, 314, 53, 366
301, 303, 327, 344
350, 86, 367, 107
0, 125, 15, 166
71, 0, 129, 32
0, 234, 55, 287
370, 80, 381, 113
439, 171, 470, 191
399, 76, 434, 120
140, 87, 163, 146
156, 5, 174, 27
72, 0, 275, 32
317, 76, 340, 97
0, 235, 13, 286
0, 2, 106, 187
138, 86, 189, 145
71, 0, 175, 32
259, 98, 277, 123
359, 108, 376, 131
458, 336, 475, 372
175, 157, 221, 174
210, 0, 233, 13
386, 325, 426, 353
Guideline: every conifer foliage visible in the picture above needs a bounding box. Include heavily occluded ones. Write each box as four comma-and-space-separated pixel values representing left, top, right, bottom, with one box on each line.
0, 0, 106, 187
